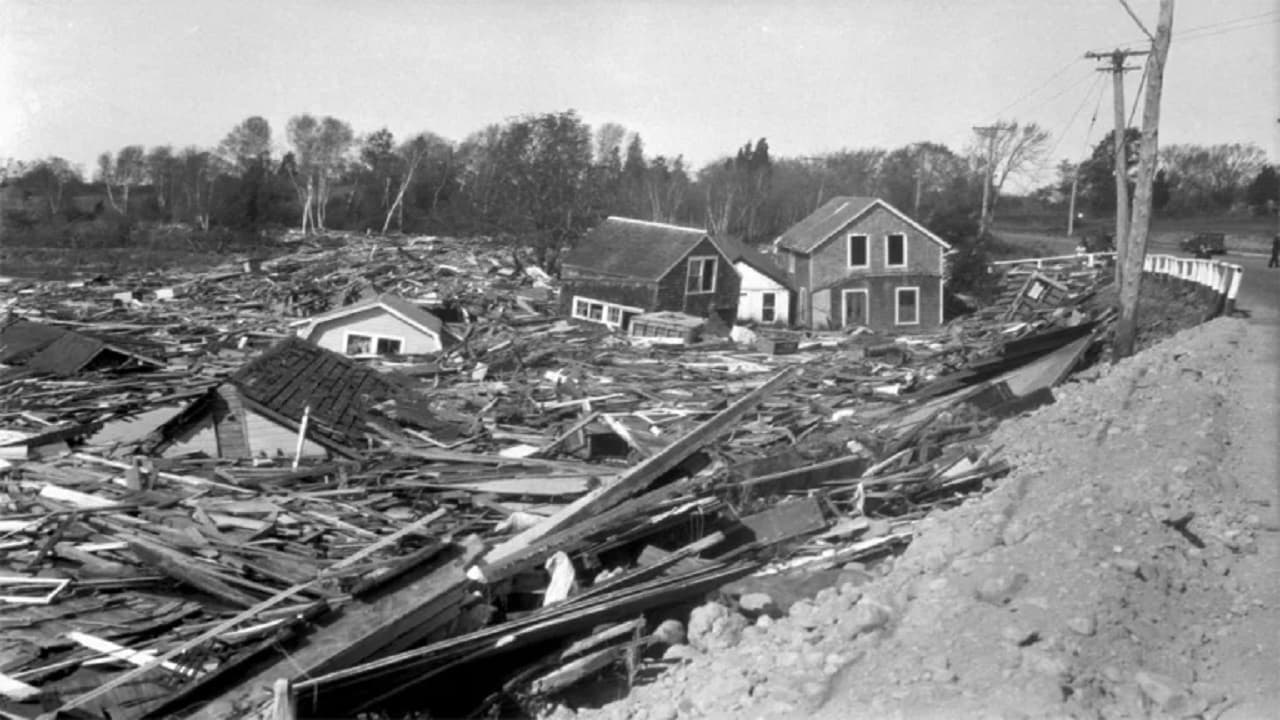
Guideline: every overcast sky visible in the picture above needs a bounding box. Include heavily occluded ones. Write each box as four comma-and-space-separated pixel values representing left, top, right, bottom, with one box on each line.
1, 0, 1276, 190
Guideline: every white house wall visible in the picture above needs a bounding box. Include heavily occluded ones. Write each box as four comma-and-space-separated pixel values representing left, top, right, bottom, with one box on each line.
305, 306, 441, 354
734, 262, 791, 324
244, 408, 328, 458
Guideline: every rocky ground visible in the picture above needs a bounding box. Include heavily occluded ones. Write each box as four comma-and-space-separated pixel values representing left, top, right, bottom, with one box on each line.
556, 304, 1280, 720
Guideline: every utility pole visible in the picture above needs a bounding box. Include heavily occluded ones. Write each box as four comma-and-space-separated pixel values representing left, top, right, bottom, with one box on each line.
1113, 0, 1174, 359
1067, 164, 1080, 237
1085, 48, 1148, 285
974, 123, 1008, 237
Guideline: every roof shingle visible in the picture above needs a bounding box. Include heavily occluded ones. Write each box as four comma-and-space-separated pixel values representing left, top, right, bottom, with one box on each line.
561, 217, 715, 281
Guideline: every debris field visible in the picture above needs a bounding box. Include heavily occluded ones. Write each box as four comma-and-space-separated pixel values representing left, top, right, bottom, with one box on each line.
0, 235, 1156, 719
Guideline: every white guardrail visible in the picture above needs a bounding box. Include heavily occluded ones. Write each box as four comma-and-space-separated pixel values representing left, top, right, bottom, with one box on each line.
990, 251, 1246, 314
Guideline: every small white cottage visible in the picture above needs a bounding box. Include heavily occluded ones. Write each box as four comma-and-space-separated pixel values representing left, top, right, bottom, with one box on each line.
290, 293, 454, 356
716, 236, 795, 325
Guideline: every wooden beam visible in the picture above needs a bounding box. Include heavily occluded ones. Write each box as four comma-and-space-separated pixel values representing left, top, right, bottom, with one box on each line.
478, 366, 797, 581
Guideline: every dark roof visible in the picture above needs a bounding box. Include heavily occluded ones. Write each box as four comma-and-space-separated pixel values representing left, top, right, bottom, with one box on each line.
0, 317, 165, 376
715, 235, 796, 291
561, 217, 722, 281
228, 336, 417, 449
774, 196, 952, 254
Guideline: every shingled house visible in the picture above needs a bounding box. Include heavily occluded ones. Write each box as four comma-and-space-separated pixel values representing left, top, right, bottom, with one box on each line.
143, 337, 421, 459
559, 217, 739, 331
715, 235, 796, 325
773, 197, 951, 331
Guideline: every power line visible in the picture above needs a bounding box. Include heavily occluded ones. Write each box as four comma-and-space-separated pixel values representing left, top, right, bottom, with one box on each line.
992, 56, 1087, 118
1127, 60, 1149, 127
1045, 73, 1106, 161
1091, 9, 1280, 52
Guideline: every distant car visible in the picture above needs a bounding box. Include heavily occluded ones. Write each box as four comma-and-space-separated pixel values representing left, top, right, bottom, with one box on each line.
1179, 232, 1226, 259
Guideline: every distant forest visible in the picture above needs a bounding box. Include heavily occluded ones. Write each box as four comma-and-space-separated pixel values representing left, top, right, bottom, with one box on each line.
2, 110, 1276, 267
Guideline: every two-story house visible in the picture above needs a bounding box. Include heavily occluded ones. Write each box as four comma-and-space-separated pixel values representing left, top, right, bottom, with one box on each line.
773, 196, 950, 331
559, 217, 740, 330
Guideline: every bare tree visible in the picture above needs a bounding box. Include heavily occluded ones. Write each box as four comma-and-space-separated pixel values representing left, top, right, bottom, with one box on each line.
970, 121, 1051, 232
286, 114, 354, 233
114, 145, 147, 215
382, 134, 429, 234
96, 152, 120, 212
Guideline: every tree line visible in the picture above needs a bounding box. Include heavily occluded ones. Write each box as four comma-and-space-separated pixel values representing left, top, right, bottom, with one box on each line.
3, 111, 1274, 266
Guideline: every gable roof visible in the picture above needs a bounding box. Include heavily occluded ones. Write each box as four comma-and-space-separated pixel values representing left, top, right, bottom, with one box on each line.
560, 217, 726, 282
715, 235, 796, 291
0, 317, 165, 376
291, 293, 451, 341
774, 196, 952, 254
227, 336, 418, 451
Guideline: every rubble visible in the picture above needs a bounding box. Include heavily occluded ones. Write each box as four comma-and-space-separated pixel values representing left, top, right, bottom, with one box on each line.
0, 233, 1128, 719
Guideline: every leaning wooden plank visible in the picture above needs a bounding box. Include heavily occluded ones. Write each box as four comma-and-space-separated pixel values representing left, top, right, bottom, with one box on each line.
53, 507, 452, 715
65, 632, 195, 677
0, 670, 40, 702
186, 536, 483, 720
127, 539, 258, 609
479, 367, 797, 581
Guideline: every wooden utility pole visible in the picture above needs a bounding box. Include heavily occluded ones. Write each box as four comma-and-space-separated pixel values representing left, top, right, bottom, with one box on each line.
1067, 165, 1080, 237
974, 123, 1008, 237
1113, 0, 1174, 359
1085, 48, 1147, 285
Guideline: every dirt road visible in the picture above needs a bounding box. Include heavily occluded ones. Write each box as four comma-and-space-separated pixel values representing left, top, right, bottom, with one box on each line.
566, 267, 1280, 720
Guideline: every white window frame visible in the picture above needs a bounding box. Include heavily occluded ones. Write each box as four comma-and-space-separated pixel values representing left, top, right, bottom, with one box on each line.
787, 253, 796, 274
885, 233, 907, 268
761, 292, 777, 323
894, 286, 920, 326
571, 295, 643, 330
342, 330, 407, 356
686, 256, 718, 294
375, 336, 404, 355
841, 288, 869, 327
847, 234, 869, 269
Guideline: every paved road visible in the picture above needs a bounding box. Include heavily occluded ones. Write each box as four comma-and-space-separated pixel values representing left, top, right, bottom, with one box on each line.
1226, 253, 1280, 323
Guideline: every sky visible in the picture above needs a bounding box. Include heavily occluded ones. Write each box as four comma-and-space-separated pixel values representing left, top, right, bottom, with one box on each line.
1, 0, 1276, 191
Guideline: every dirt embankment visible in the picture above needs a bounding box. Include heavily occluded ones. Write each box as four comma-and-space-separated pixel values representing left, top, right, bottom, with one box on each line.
562, 314, 1280, 720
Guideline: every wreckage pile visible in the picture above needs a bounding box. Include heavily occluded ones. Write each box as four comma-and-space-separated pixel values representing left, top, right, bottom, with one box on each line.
0, 235, 1117, 719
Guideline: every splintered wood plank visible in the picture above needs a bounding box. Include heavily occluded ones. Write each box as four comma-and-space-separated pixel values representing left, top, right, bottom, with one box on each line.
479, 367, 798, 581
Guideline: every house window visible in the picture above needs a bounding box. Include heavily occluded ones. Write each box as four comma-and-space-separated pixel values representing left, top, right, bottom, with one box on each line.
375, 337, 403, 355
607, 306, 621, 324
574, 299, 589, 317
686, 256, 718, 294
886, 233, 906, 267
346, 334, 373, 355
788, 254, 796, 274
571, 296, 641, 329
761, 292, 776, 323
848, 234, 869, 268
588, 303, 604, 320
895, 286, 919, 325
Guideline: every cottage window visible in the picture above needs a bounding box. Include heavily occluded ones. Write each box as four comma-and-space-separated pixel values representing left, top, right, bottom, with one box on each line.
588, 303, 604, 320
886, 234, 906, 267
375, 337, 403, 355
848, 234, 869, 268
607, 306, 621, 324
788, 254, 796, 274
574, 299, 590, 318
346, 334, 373, 355
895, 286, 919, 325
761, 292, 776, 323
686, 256, 718, 294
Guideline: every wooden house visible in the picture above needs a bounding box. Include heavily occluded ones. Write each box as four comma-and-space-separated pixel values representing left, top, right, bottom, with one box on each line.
559, 217, 739, 330
773, 197, 951, 331
716, 235, 796, 325
143, 337, 419, 459
290, 293, 454, 357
